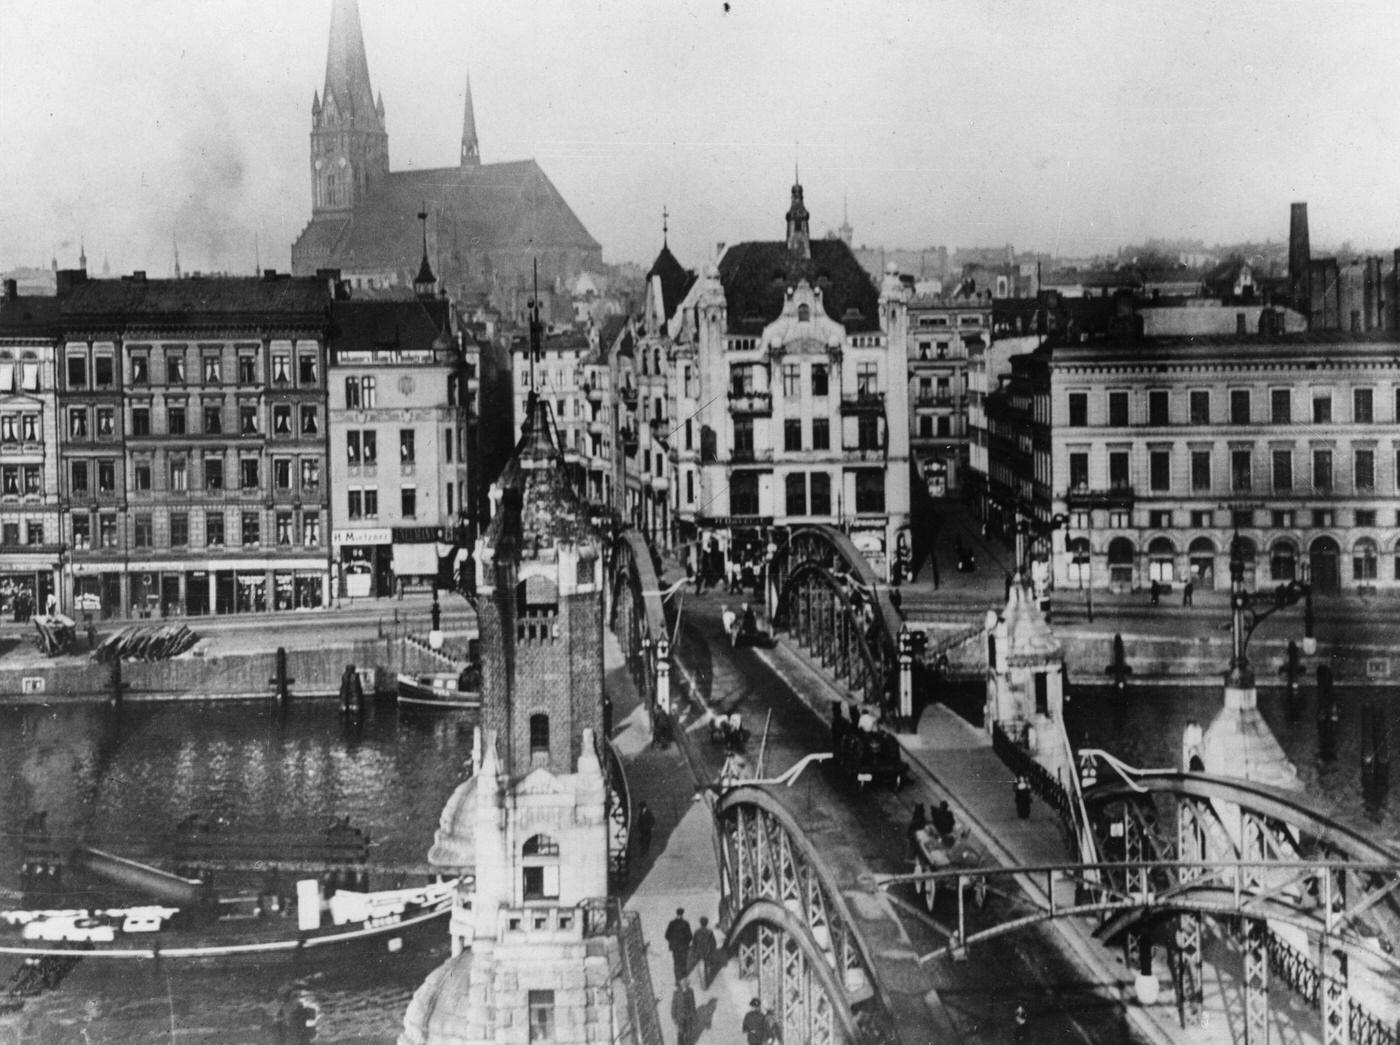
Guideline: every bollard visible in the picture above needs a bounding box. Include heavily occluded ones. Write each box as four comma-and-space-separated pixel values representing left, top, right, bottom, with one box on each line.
269, 647, 295, 711
1105, 633, 1132, 696
340, 663, 364, 718
108, 657, 127, 710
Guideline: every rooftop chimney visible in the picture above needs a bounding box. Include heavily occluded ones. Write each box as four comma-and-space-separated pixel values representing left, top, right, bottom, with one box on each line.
1288, 202, 1311, 313
3, 279, 15, 302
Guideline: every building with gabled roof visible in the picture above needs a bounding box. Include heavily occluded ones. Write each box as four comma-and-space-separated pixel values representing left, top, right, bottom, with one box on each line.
291, 0, 602, 308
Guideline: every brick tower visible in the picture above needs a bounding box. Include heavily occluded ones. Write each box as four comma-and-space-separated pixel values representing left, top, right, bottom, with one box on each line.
310, 0, 389, 215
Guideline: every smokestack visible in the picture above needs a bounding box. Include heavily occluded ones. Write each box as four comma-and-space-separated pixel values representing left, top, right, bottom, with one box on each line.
3, 279, 15, 302
1289, 202, 1311, 313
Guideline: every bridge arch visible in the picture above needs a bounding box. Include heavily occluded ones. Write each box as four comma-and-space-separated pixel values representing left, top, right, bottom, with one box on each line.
769, 525, 902, 710
608, 529, 670, 714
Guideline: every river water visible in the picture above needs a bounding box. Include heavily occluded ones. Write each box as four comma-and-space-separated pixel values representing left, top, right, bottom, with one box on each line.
0, 698, 476, 1044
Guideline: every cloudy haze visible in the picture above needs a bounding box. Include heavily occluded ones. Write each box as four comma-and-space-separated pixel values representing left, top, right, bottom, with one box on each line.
2, 0, 1399, 277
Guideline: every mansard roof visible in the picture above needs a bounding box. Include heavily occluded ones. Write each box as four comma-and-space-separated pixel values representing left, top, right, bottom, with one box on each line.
328, 298, 451, 356
58, 275, 331, 324
719, 237, 880, 335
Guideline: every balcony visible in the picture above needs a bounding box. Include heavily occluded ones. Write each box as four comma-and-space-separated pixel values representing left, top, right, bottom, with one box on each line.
619, 386, 638, 409
619, 427, 639, 456
587, 418, 605, 436
730, 447, 773, 465
1064, 484, 1135, 509
728, 391, 772, 417
847, 446, 887, 462
584, 382, 604, 403
840, 391, 886, 416
649, 474, 670, 492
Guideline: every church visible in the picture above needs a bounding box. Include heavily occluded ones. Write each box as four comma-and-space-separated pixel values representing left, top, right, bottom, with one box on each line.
290, 0, 602, 306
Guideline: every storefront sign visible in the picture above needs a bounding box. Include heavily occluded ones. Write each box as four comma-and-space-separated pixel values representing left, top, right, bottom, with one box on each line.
392, 526, 445, 543
332, 528, 392, 548
697, 516, 774, 528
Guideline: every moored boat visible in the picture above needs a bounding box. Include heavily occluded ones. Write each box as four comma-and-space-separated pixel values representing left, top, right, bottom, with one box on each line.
396, 670, 480, 710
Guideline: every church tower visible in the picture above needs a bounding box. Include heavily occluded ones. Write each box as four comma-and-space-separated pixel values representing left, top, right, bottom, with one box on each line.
785, 175, 811, 260
460, 72, 480, 166
310, 0, 389, 215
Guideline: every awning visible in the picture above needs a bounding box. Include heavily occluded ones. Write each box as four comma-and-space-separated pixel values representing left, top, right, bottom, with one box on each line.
392, 542, 440, 577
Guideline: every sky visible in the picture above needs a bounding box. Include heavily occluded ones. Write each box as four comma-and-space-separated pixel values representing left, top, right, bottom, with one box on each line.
2, 0, 1400, 277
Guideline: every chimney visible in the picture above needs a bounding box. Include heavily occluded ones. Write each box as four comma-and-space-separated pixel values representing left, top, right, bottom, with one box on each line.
1288, 202, 1311, 313
3, 279, 15, 302
56, 269, 90, 295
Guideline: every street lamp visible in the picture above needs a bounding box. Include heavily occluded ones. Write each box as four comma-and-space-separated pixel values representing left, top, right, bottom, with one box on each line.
1226, 533, 1311, 692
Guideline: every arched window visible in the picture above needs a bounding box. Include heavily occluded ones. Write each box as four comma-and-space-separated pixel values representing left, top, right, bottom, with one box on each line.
1270, 540, 1296, 581
1147, 536, 1176, 584
529, 713, 550, 755
1352, 538, 1378, 581
521, 834, 560, 901
1188, 536, 1217, 590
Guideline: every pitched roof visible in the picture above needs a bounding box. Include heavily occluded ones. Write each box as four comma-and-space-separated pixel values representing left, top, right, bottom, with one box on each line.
596, 314, 629, 362
58, 275, 331, 322
0, 291, 60, 334
719, 238, 879, 334
328, 298, 450, 356
293, 161, 599, 274
647, 245, 695, 320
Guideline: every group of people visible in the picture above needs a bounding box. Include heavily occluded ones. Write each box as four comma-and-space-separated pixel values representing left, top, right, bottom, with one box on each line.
1148, 578, 1194, 606
690, 538, 768, 599
907, 800, 959, 855
665, 907, 739, 1045
720, 602, 759, 647
2, 582, 41, 623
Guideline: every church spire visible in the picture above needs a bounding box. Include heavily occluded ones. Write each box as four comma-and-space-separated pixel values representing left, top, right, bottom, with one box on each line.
460, 71, 480, 166
322, 0, 380, 127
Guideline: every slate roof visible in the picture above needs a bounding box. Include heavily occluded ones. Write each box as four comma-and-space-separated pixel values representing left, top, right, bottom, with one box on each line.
58, 275, 332, 322
596, 314, 629, 363
328, 298, 450, 356
0, 291, 60, 334
719, 238, 879, 334
292, 161, 599, 272
647, 244, 695, 320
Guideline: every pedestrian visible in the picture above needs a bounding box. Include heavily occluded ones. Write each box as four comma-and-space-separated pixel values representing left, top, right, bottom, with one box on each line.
45, 591, 56, 617
721, 604, 737, 646
1149, 579, 1160, 606
1014, 775, 1032, 819
740, 602, 756, 640
1182, 578, 1193, 606
665, 908, 693, 982
742, 999, 767, 1045
1012, 1003, 1030, 1044
930, 800, 956, 841
671, 980, 696, 1045
889, 586, 903, 617
634, 801, 654, 858
906, 803, 926, 859
690, 915, 719, 987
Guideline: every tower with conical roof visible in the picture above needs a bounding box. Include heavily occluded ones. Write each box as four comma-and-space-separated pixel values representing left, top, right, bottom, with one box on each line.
460, 72, 480, 166
310, 0, 389, 215
785, 175, 811, 260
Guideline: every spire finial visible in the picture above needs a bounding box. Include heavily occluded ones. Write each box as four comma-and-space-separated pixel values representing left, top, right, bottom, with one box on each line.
254, 231, 261, 276
172, 236, 181, 280
662, 205, 669, 247
79, 237, 87, 270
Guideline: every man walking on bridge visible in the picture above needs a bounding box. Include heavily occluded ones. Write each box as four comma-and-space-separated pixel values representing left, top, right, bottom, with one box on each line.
665, 908, 693, 982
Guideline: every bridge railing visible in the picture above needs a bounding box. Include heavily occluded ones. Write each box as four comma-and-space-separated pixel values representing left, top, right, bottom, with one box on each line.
992, 722, 1077, 856
580, 896, 665, 1045
1267, 915, 1396, 1045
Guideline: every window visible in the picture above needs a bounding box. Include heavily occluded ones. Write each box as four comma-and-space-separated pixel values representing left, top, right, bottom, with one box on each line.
133, 460, 151, 492
301, 459, 320, 491
1, 467, 16, 496
782, 363, 800, 397
400, 429, 415, 464
401, 486, 417, 518
810, 471, 831, 515
131, 405, 150, 436
854, 470, 884, 513
67, 355, 87, 388
96, 407, 114, 437
99, 513, 117, 548
1355, 448, 1375, 490
363, 488, 378, 518
72, 513, 90, 549
71, 461, 89, 495
20, 522, 37, 547
238, 353, 256, 384
811, 364, 828, 397
1271, 509, 1295, 528
1231, 449, 1252, 491
98, 460, 115, 493
170, 513, 188, 547
68, 408, 87, 439
1108, 451, 1130, 489
130, 355, 149, 386
529, 713, 550, 754
94, 356, 114, 387
276, 511, 292, 546
134, 514, 153, 549
203, 355, 221, 384
1271, 389, 1291, 424
1312, 508, 1334, 527
241, 511, 260, 547
1231, 509, 1255, 528
784, 419, 801, 452
360, 431, 376, 464
1308, 393, 1332, 424
1356, 509, 1377, 527
1069, 452, 1089, 490
1355, 388, 1374, 424
729, 364, 755, 396
240, 404, 259, 435
730, 472, 759, 515
446, 483, 454, 514
1354, 539, 1378, 580
20, 414, 36, 442
528, 990, 555, 1044
206, 512, 225, 547
168, 403, 186, 434
1272, 449, 1292, 490
1068, 392, 1088, 427
1149, 450, 1170, 491
1108, 391, 1129, 426
17, 464, 36, 496
856, 362, 879, 396
857, 415, 881, 451
1313, 449, 1332, 490
732, 418, 754, 457
0, 416, 14, 443
300, 406, 318, 435
240, 457, 259, 489
347, 489, 363, 520
273, 457, 292, 490
345, 376, 361, 408
785, 473, 807, 515
205, 455, 224, 491
346, 431, 360, 464
272, 354, 290, 384
1190, 450, 1211, 491
301, 510, 320, 547
203, 403, 223, 434
298, 354, 317, 385
812, 418, 830, 451
1189, 390, 1210, 425
170, 457, 187, 491
1230, 389, 1251, 424
1148, 390, 1169, 425
166, 353, 185, 384
19, 363, 36, 392
357, 377, 375, 408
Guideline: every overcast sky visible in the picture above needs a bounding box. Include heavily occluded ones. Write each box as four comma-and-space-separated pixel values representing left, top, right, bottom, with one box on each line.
3, 0, 1399, 277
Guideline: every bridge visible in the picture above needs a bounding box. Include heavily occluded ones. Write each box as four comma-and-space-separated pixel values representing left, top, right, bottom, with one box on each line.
606, 524, 1400, 1044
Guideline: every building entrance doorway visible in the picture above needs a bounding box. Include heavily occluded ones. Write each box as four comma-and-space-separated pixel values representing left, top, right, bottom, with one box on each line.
1309, 536, 1340, 594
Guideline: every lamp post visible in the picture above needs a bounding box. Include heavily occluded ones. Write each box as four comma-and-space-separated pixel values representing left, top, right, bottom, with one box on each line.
1225, 532, 1312, 697
1301, 560, 1316, 656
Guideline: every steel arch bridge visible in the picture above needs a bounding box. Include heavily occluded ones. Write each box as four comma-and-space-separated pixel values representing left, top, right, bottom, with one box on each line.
768, 526, 903, 711
714, 785, 955, 1045
608, 529, 671, 715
